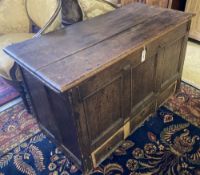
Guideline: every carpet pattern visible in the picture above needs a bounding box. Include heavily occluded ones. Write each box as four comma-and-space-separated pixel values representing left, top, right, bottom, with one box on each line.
165, 82, 200, 128
0, 102, 40, 156
0, 77, 19, 107
0, 133, 81, 175
0, 82, 200, 175
92, 107, 200, 175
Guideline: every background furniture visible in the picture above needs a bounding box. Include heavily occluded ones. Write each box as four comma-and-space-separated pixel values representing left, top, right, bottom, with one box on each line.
78, 0, 116, 19
120, 0, 188, 10
185, 0, 200, 41
0, 0, 61, 110
171, 0, 186, 11
5, 3, 192, 174
121, 0, 173, 8
61, 0, 83, 25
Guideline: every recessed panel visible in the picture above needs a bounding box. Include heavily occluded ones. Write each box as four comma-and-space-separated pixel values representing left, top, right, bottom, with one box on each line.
161, 39, 183, 86
131, 56, 156, 108
83, 77, 122, 143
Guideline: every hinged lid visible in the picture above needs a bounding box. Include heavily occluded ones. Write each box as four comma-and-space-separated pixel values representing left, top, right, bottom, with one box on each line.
4, 3, 193, 93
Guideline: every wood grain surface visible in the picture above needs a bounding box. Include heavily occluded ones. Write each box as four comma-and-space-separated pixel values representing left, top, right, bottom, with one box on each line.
4, 3, 192, 93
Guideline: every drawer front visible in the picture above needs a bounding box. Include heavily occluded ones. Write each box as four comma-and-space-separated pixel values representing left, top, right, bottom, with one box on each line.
91, 128, 124, 167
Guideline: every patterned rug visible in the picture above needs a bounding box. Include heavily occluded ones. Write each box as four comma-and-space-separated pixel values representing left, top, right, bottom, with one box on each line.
0, 82, 200, 175
92, 107, 200, 175
0, 133, 81, 175
0, 102, 40, 156
0, 78, 19, 107
165, 82, 200, 128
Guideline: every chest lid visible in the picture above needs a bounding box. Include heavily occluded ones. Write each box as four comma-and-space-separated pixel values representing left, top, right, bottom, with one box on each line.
4, 3, 192, 93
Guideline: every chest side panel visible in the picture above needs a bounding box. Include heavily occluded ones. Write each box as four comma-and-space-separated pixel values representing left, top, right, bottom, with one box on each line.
21, 69, 82, 167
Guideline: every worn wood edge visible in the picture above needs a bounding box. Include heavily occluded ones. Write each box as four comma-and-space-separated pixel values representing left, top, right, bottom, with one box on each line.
124, 120, 130, 139
3, 49, 61, 93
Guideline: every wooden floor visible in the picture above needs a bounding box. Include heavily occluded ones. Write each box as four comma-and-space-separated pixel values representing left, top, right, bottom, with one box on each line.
182, 41, 200, 89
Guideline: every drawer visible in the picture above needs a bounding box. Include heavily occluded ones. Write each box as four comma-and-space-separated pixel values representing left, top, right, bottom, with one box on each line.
157, 81, 177, 106
91, 128, 124, 167
130, 101, 156, 132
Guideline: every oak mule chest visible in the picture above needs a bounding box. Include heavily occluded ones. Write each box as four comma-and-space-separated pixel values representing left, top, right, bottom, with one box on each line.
5, 3, 192, 174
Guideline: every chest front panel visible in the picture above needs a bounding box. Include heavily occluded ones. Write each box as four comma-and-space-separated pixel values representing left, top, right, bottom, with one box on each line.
74, 57, 132, 150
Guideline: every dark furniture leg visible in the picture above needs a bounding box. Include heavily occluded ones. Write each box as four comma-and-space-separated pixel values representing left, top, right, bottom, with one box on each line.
3, 77, 32, 114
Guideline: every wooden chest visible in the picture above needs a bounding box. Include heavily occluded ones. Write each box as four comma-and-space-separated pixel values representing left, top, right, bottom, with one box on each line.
5, 3, 192, 174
